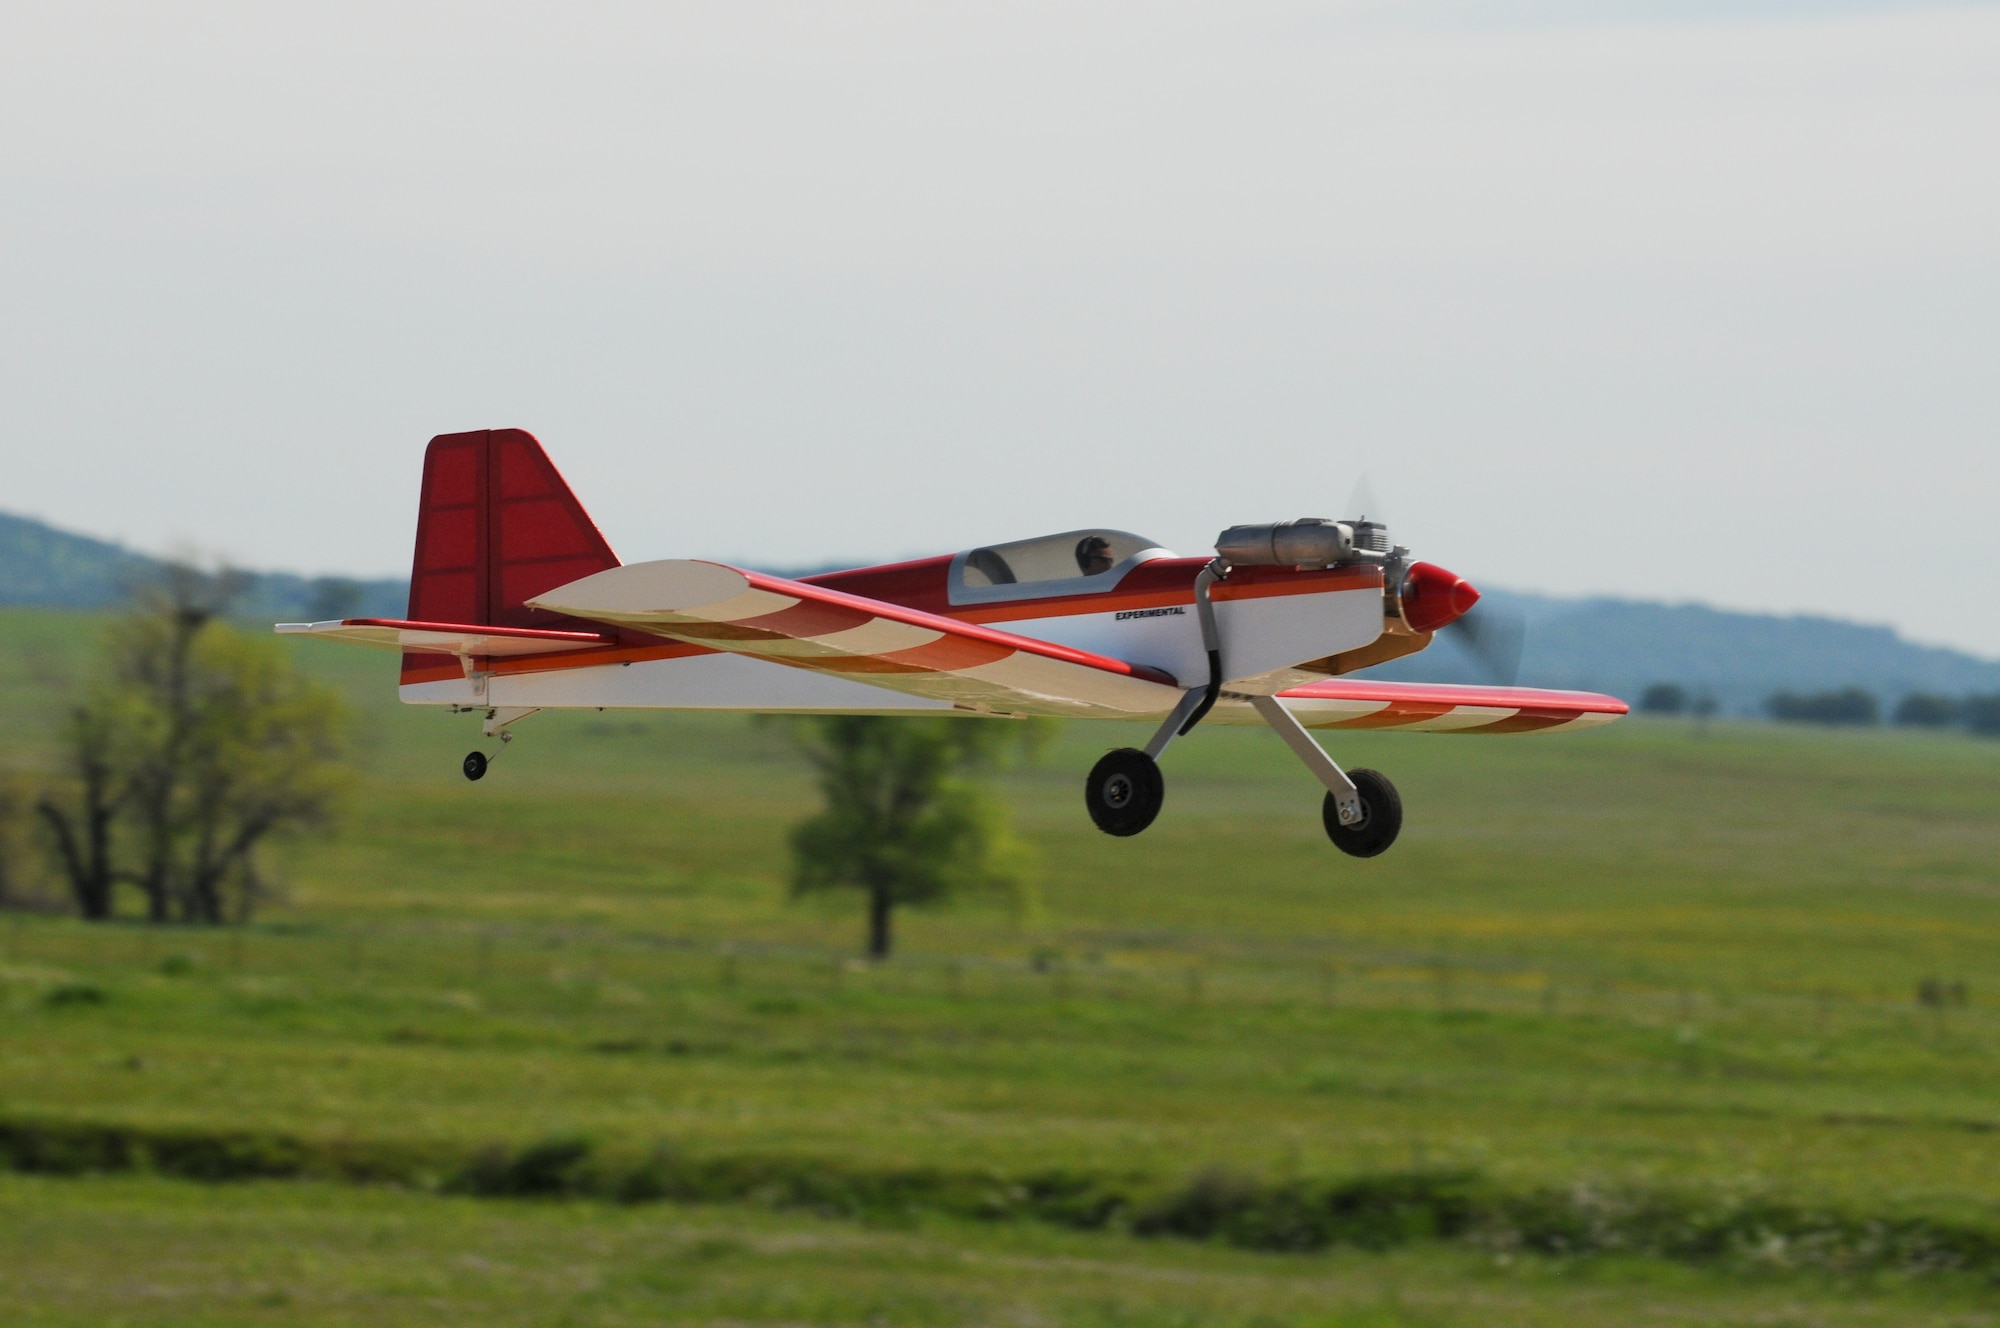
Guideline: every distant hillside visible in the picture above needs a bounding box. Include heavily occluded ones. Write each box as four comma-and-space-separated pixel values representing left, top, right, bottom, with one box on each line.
7, 509, 1997, 712
0, 511, 406, 622
1372, 588, 2000, 714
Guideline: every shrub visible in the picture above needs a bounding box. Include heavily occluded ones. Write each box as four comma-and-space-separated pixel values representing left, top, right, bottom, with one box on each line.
450, 1136, 598, 1197
1130, 1167, 1486, 1252
42, 983, 108, 1008
1639, 683, 1687, 715
10, 1112, 2000, 1279
1893, 693, 1960, 727
1766, 688, 1879, 726
1965, 694, 2000, 738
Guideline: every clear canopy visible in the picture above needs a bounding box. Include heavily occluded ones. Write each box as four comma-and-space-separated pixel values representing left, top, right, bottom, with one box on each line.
951, 529, 1171, 602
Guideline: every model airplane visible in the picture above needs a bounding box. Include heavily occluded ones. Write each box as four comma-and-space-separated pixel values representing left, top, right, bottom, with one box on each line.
280, 430, 1625, 857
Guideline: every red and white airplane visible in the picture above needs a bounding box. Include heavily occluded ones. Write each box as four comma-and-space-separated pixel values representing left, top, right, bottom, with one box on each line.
281, 430, 1625, 857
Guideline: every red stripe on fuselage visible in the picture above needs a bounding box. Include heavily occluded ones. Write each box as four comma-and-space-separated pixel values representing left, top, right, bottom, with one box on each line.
805, 556, 1381, 626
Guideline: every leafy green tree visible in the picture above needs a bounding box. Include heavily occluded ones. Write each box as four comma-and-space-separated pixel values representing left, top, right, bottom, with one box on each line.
785, 715, 1046, 959
36, 567, 350, 924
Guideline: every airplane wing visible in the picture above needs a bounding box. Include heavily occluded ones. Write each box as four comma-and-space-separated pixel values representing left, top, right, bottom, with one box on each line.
1271, 678, 1628, 733
275, 618, 618, 658
528, 560, 1183, 719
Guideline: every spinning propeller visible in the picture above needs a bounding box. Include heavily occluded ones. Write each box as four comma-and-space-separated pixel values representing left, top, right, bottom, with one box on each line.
1350, 476, 1527, 686
1442, 597, 1525, 686
1355, 475, 1526, 686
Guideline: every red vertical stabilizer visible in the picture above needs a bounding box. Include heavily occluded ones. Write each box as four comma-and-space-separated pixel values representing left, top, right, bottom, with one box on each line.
402, 430, 621, 683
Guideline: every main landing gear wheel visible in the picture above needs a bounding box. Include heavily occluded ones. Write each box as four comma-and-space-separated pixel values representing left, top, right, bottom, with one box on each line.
1085, 748, 1164, 837
462, 751, 489, 782
1323, 768, 1402, 858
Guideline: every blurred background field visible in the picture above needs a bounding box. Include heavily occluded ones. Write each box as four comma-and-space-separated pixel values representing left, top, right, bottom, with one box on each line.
6, 606, 2000, 1324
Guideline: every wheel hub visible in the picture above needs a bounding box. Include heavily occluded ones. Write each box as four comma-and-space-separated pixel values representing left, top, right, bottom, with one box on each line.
1102, 773, 1134, 809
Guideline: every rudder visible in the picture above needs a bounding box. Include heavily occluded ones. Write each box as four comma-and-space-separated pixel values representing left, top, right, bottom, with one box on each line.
408, 429, 621, 629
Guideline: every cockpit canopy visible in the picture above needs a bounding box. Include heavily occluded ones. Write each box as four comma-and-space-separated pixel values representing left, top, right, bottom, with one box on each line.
948, 529, 1174, 605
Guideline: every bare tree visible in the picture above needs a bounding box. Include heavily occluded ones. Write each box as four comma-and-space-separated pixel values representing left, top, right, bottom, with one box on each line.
36, 566, 350, 923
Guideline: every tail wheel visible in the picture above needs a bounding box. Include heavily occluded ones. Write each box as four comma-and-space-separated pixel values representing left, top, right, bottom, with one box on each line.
1085, 748, 1164, 837
462, 751, 489, 782
1323, 768, 1401, 858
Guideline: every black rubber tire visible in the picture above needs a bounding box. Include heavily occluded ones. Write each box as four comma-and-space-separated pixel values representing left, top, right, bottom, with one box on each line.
462, 750, 489, 782
1085, 748, 1165, 837
1323, 767, 1402, 858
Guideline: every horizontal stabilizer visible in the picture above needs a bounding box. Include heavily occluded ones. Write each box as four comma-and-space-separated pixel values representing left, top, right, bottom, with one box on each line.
275, 618, 617, 659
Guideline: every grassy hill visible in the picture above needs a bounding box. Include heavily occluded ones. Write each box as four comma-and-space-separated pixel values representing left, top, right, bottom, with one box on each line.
5, 605, 2000, 1324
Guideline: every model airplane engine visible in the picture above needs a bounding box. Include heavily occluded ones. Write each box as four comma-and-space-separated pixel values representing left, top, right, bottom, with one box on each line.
1214, 518, 1396, 568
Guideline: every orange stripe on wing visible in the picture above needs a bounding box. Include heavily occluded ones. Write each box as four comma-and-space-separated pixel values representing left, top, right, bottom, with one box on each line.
731, 599, 877, 637
659, 621, 796, 643
879, 635, 1016, 672
1454, 709, 1578, 734
803, 654, 935, 676
741, 630, 1018, 679
1325, 701, 1458, 729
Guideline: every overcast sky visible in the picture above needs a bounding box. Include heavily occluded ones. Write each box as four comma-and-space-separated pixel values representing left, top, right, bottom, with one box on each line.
5, 1, 1997, 653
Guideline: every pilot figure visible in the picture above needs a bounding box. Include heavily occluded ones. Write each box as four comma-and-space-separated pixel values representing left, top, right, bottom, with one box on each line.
1075, 536, 1114, 576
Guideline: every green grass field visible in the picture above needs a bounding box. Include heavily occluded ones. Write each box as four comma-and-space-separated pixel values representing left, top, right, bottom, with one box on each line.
5, 606, 2000, 1324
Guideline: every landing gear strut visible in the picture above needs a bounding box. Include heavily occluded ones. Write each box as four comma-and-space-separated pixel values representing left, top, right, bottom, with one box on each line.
1250, 694, 1403, 858
1083, 670, 1217, 837
1081, 562, 1226, 839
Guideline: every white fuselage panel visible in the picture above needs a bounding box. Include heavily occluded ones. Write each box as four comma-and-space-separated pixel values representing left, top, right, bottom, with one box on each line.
985, 586, 1383, 696
401, 651, 956, 713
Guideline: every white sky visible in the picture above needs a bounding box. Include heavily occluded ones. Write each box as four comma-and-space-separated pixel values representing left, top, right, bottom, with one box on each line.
4, 1, 1997, 653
